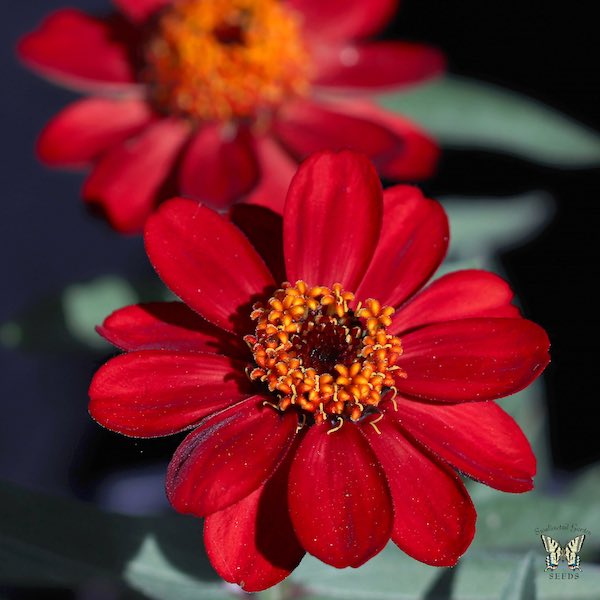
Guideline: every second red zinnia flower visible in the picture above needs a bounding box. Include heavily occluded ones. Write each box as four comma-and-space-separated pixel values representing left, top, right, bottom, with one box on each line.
18, 0, 443, 233
89, 151, 549, 591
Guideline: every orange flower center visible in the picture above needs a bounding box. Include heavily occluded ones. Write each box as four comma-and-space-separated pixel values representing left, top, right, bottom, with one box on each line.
144, 0, 311, 122
245, 281, 406, 428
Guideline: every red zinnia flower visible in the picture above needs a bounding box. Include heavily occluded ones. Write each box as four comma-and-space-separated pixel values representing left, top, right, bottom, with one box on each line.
89, 151, 549, 591
18, 0, 443, 233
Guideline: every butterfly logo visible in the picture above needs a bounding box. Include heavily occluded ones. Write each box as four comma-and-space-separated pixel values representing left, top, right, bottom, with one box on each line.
540, 534, 586, 571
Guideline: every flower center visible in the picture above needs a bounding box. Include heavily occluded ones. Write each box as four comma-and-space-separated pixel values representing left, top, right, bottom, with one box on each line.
245, 281, 406, 427
144, 0, 311, 122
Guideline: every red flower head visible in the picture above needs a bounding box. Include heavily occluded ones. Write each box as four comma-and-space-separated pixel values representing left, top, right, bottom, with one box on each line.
89, 151, 549, 591
18, 0, 444, 233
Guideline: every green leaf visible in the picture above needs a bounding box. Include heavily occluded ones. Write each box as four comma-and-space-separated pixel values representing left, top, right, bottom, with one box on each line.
60, 275, 176, 350
291, 544, 600, 599
439, 192, 555, 261
124, 536, 231, 600
3, 481, 599, 599
0, 482, 230, 599
471, 466, 600, 553
62, 276, 138, 350
291, 544, 439, 599
379, 76, 600, 167
500, 552, 536, 600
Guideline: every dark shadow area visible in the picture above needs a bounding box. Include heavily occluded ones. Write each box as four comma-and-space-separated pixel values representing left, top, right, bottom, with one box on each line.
255, 436, 303, 572
0, 482, 219, 594
228, 284, 278, 339
3, 294, 84, 355
230, 204, 286, 284
0, 588, 76, 600
391, 0, 600, 470
0, 585, 148, 599
423, 148, 600, 470
423, 566, 458, 600
73, 425, 182, 500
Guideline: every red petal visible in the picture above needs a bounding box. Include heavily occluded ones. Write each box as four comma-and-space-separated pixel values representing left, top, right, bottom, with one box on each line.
284, 151, 382, 290
113, 0, 170, 22
89, 351, 252, 437
98, 302, 248, 358
145, 197, 275, 333
395, 318, 551, 402
391, 270, 520, 335
289, 0, 398, 41
180, 125, 259, 211
204, 441, 304, 592
167, 398, 297, 516
17, 10, 138, 92
315, 42, 445, 90
274, 100, 403, 168
288, 423, 392, 568
330, 99, 439, 180
362, 413, 476, 566
244, 136, 297, 215
390, 398, 536, 492
355, 186, 448, 308
229, 204, 286, 285
83, 118, 189, 234
37, 98, 154, 167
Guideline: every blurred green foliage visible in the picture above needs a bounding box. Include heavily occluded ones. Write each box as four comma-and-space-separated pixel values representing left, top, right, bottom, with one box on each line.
380, 76, 600, 167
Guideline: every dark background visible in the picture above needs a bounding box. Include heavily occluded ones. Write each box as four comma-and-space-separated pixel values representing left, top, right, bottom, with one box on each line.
1, 0, 599, 515
394, 1, 600, 470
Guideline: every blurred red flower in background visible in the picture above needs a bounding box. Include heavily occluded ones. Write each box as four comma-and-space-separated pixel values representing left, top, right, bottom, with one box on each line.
18, 0, 443, 233
89, 151, 549, 591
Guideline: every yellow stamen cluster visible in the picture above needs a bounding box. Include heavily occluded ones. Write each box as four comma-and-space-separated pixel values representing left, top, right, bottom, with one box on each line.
144, 0, 311, 121
245, 281, 406, 425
